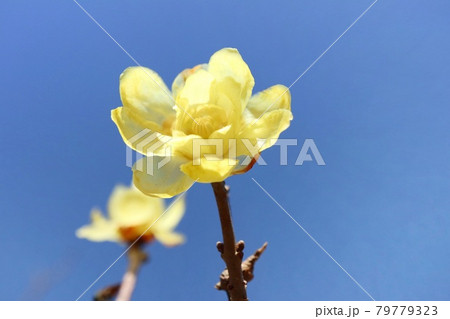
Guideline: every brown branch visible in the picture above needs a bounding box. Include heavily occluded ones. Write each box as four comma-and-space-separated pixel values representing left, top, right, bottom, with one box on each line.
216, 242, 268, 293
115, 243, 148, 301
211, 182, 247, 301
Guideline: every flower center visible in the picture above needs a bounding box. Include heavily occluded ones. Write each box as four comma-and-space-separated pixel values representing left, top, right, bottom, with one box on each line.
189, 104, 228, 138
119, 226, 154, 243
191, 115, 217, 137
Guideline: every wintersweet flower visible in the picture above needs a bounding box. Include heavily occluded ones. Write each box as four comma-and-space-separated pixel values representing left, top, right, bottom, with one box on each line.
112, 48, 292, 198
76, 184, 185, 246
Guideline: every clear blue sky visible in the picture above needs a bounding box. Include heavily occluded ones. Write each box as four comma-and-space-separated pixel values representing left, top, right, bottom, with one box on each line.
1, 0, 449, 301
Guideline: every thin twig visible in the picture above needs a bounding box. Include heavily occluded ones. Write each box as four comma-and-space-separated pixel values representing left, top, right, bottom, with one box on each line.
211, 182, 247, 301
242, 242, 268, 283
116, 243, 148, 301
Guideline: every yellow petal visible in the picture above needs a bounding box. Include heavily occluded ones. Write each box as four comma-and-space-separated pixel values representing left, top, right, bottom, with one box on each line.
76, 209, 120, 242
111, 106, 173, 155
108, 185, 163, 228
173, 69, 216, 135
166, 134, 202, 159
243, 84, 291, 123
169, 128, 234, 163
208, 48, 255, 113
237, 109, 293, 156
155, 195, 186, 231
176, 69, 214, 106
208, 124, 235, 153
120, 67, 174, 125
153, 231, 185, 247
133, 154, 195, 198
180, 157, 238, 183
236, 85, 292, 156
171, 64, 208, 100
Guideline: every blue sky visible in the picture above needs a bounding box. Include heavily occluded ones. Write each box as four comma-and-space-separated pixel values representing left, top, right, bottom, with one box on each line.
1, 0, 449, 300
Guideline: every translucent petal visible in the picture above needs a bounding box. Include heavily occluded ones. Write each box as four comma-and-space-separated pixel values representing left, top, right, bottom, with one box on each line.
243, 84, 291, 123
154, 195, 186, 231
120, 67, 174, 125
108, 185, 164, 227
180, 157, 238, 183
237, 109, 293, 156
75, 209, 120, 242
208, 48, 255, 113
171, 64, 208, 101
133, 155, 195, 198
153, 231, 185, 247
111, 106, 173, 155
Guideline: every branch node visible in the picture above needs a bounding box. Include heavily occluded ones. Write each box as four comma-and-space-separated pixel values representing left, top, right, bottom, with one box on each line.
216, 241, 224, 254
236, 240, 245, 252
215, 242, 268, 296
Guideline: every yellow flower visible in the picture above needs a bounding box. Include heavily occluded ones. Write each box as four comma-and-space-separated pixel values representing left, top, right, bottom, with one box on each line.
76, 184, 186, 246
112, 48, 292, 198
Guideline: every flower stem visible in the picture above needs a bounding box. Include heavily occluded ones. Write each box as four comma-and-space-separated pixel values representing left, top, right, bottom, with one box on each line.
211, 181, 247, 301
116, 243, 147, 301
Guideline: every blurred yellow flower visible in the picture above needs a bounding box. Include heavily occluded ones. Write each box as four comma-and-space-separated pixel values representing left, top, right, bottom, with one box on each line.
112, 48, 292, 198
76, 184, 185, 246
